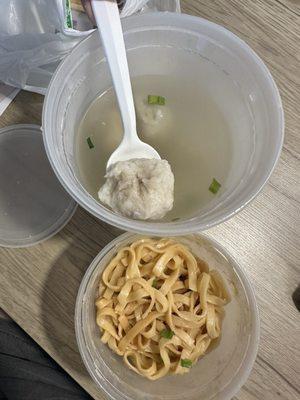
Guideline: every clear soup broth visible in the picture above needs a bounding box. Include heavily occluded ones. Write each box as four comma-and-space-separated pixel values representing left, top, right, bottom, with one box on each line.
76, 62, 251, 221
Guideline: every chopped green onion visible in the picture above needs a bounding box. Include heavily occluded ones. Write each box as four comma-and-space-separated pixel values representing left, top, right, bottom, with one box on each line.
86, 137, 94, 149
148, 95, 158, 104
152, 278, 158, 288
180, 359, 193, 368
209, 178, 221, 194
160, 328, 174, 339
157, 96, 165, 105
147, 95, 166, 105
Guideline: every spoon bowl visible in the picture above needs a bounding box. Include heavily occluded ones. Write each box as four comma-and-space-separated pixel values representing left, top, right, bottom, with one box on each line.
107, 137, 160, 168
91, 0, 161, 170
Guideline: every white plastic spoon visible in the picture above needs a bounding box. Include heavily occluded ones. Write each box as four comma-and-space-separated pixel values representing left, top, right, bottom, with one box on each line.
91, 0, 160, 169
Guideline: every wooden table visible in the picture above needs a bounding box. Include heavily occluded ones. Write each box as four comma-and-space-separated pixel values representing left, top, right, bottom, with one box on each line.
0, 1, 299, 399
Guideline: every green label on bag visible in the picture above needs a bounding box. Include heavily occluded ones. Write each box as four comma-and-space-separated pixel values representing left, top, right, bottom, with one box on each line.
65, 0, 73, 29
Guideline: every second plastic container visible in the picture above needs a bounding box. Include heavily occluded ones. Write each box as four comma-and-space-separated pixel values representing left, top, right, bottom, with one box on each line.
75, 233, 260, 400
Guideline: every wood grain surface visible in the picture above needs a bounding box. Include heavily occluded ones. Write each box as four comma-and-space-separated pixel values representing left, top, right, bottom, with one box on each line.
0, 1, 299, 399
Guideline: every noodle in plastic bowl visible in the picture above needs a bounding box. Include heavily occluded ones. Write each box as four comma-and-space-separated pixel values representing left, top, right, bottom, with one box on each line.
75, 233, 259, 400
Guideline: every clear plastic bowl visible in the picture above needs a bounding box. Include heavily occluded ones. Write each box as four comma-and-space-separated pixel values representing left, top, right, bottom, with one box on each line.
75, 232, 259, 400
43, 12, 284, 235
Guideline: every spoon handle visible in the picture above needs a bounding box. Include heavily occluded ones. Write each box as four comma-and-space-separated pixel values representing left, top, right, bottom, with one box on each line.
91, 0, 137, 140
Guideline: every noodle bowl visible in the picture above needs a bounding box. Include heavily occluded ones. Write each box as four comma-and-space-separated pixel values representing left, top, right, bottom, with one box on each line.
96, 238, 231, 380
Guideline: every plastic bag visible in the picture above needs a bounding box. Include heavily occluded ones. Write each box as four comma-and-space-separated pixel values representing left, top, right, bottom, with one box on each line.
121, 0, 180, 16
0, 0, 180, 94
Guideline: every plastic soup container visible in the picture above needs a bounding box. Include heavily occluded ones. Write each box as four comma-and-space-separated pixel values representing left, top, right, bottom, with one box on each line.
43, 13, 283, 235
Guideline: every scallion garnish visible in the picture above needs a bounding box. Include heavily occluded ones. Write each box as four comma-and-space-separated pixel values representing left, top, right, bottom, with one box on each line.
157, 96, 165, 105
180, 359, 192, 368
152, 278, 158, 288
86, 137, 94, 149
148, 95, 166, 105
209, 178, 221, 194
160, 328, 174, 339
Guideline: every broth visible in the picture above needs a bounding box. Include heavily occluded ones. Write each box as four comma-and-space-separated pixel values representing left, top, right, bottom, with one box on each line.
76, 71, 237, 220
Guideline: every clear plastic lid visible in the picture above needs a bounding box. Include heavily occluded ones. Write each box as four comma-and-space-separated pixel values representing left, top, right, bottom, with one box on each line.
0, 124, 77, 247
